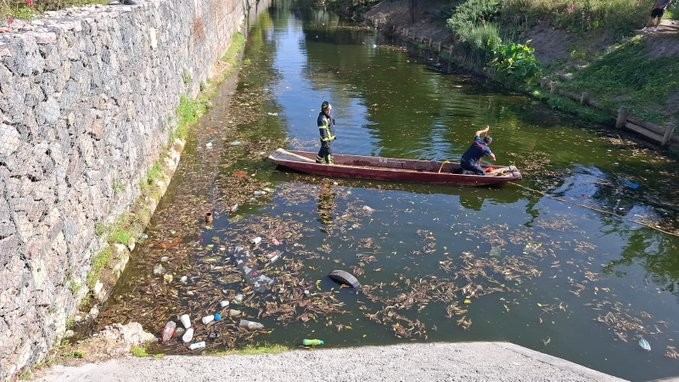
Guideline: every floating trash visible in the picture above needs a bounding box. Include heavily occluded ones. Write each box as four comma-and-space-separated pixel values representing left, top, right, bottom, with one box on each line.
624, 180, 640, 190
182, 327, 194, 343
328, 270, 361, 289
639, 338, 651, 351
205, 142, 213, 149
180, 314, 191, 329
161, 321, 176, 344
230, 140, 241, 146
239, 319, 264, 330
202, 315, 215, 324
231, 246, 275, 293
153, 264, 165, 275
303, 339, 324, 346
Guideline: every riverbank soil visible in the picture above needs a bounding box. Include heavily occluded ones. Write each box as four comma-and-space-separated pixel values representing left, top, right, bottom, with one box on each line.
364, 0, 679, 130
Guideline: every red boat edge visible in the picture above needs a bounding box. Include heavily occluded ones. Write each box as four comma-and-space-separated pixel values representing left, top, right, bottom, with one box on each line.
268, 148, 522, 187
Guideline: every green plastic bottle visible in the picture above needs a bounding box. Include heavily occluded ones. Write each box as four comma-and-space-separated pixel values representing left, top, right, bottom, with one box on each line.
303, 339, 324, 346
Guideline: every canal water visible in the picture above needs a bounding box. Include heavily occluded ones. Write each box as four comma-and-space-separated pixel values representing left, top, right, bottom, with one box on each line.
95, 3, 679, 381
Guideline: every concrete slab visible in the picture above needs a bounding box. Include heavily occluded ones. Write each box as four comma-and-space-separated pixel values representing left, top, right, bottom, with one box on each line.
33, 342, 626, 382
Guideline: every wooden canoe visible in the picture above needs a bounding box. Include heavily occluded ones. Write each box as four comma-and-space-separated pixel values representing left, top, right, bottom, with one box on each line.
268, 148, 522, 187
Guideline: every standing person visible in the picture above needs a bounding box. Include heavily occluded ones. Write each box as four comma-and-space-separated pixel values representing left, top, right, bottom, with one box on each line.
316, 101, 336, 164
642, 0, 673, 32
460, 125, 496, 175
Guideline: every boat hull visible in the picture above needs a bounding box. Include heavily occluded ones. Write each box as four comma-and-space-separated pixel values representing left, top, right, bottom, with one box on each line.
268, 149, 522, 187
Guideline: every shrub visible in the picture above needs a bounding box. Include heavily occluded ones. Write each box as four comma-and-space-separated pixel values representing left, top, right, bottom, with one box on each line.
491, 41, 542, 87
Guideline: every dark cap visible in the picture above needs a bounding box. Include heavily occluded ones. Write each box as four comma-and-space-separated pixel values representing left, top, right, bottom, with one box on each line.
483, 136, 493, 144
321, 101, 332, 111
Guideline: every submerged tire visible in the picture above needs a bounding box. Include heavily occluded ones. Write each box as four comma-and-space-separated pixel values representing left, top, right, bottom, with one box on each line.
328, 270, 361, 289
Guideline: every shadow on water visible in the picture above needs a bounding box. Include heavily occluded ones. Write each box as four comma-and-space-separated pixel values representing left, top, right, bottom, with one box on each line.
93, 3, 679, 381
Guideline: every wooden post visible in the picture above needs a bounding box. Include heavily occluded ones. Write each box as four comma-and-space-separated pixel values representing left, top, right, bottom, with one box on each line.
579, 92, 588, 105
436, 41, 441, 52
549, 81, 557, 94
616, 107, 629, 129
447, 46, 453, 72
661, 123, 676, 146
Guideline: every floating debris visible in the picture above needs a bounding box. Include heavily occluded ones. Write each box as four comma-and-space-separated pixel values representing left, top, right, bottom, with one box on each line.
328, 270, 361, 289
638, 338, 651, 351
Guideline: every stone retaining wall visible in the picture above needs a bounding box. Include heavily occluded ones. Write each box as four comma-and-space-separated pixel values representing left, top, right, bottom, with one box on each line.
0, 0, 265, 378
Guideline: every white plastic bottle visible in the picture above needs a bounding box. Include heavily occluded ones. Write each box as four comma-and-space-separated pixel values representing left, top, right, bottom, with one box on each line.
239, 319, 264, 330
201, 315, 215, 324
179, 314, 191, 329
182, 327, 194, 343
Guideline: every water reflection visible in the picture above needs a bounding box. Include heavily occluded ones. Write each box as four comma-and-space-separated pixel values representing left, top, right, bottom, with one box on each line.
317, 180, 337, 230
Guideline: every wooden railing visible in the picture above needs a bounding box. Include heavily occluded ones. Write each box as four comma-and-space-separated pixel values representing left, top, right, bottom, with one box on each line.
615, 107, 677, 146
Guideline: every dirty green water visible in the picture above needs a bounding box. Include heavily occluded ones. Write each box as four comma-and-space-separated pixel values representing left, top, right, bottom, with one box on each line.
96, 4, 679, 381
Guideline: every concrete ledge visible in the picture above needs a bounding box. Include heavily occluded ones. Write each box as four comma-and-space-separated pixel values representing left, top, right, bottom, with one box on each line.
35, 342, 626, 382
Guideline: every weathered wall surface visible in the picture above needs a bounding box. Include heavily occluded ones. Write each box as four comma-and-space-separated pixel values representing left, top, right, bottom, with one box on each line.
0, 0, 267, 379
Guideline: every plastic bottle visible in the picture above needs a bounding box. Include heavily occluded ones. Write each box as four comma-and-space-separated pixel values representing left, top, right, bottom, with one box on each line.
201, 315, 215, 324
220, 300, 230, 308
161, 321, 176, 344
180, 314, 192, 329
182, 327, 194, 343
229, 309, 242, 317
303, 339, 324, 346
189, 341, 206, 350
239, 319, 264, 330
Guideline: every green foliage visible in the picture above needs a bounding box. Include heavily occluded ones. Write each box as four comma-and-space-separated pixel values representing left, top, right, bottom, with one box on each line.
448, 0, 501, 33
19, 370, 33, 380
500, 0, 647, 34
564, 39, 679, 123
546, 95, 612, 124
112, 182, 126, 196
446, 0, 503, 69
182, 70, 192, 86
213, 344, 289, 356
177, 95, 203, 131
12, 6, 35, 19
1, 0, 108, 24
86, 247, 112, 289
72, 350, 85, 359
69, 281, 82, 295
95, 223, 107, 237
130, 346, 149, 357
491, 41, 542, 87
110, 226, 133, 246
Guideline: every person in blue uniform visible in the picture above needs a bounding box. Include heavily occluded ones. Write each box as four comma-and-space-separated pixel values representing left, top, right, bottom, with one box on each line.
316, 101, 336, 164
460, 125, 496, 175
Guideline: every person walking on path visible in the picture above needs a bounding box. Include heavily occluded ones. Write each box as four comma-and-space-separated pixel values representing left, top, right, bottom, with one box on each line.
460, 125, 495, 175
641, 0, 673, 32
316, 101, 336, 164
